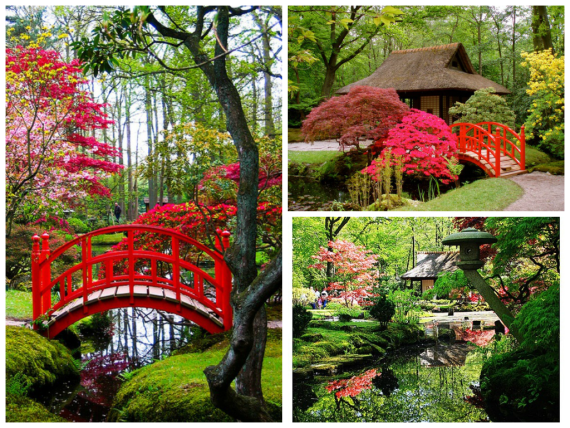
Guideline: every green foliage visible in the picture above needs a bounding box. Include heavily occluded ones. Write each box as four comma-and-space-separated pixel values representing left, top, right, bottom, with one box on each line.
67, 217, 89, 233
293, 304, 313, 337
369, 295, 396, 327
449, 87, 516, 129
336, 306, 361, 322
76, 312, 113, 337
434, 270, 471, 299
388, 289, 420, 324
6, 372, 31, 397
292, 287, 312, 305
511, 283, 559, 352
6, 393, 68, 422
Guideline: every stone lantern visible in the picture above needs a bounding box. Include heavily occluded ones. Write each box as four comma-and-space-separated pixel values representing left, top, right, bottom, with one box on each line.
443, 227, 521, 341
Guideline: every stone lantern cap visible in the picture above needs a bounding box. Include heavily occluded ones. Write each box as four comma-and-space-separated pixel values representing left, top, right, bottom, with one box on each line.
442, 227, 497, 247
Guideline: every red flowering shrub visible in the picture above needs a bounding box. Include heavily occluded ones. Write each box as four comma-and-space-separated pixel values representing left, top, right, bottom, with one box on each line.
363, 109, 459, 184
198, 151, 282, 205
301, 86, 409, 151
326, 369, 379, 399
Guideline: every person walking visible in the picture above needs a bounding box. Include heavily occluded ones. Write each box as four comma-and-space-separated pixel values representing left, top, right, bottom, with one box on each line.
314, 287, 321, 308
114, 203, 122, 223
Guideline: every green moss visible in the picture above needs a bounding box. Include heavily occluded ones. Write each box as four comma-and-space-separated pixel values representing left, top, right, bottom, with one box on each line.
111, 329, 282, 422
523, 145, 552, 167
6, 393, 67, 422
6, 290, 33, 320
6, 326, 80, 391
528, 160, 564, 175
265, 303, 282, 321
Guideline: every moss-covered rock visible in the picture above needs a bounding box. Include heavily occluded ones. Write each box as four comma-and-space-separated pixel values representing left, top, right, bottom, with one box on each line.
528, 161, 564, 175
6, 326, 80, 392
6, 393, 67, 422
480, 348, 559, 422
300, 332, 324, 343
110, 330, 282, 422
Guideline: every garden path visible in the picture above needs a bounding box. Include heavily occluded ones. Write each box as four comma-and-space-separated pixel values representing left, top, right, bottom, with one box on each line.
504, 171, 564, 211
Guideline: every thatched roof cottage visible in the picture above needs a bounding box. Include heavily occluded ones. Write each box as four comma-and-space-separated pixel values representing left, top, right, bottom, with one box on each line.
337, 43, 510, 124
401, 251, 459, 293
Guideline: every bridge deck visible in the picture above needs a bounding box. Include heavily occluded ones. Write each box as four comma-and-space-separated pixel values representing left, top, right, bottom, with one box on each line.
48, 285, 223, 328
461, 150, 525, 177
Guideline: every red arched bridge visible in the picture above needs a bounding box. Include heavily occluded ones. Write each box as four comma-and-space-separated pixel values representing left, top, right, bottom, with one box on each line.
31, 225, 233, 339
452, 122, 526, 177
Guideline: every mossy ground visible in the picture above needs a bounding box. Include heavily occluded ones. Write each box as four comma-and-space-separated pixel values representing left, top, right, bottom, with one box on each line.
6, 393, 68, 422
293, 321, 423, 368
528, 160, 564, 175
6, 326, 80, 391
6, 289, 33, 320
110, 328, 282, 422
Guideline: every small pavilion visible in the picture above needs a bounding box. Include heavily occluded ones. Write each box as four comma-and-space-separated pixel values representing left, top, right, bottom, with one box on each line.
336, 43, 510, 124
401, 251, 459, 293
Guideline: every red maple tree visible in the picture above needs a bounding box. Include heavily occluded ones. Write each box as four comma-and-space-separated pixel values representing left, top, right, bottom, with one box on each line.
301, 86, 409, 151
309, 240, 379, 307
325, 369, 379, 399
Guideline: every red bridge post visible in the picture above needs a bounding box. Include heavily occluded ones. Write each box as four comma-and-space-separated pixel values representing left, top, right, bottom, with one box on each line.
40, 233, 51, 315
31, 234, 41, 329
221, 230, 233, 330
520, 124, 526, 170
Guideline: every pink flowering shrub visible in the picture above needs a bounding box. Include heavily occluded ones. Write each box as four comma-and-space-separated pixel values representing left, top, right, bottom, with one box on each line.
364, 109, 459, 184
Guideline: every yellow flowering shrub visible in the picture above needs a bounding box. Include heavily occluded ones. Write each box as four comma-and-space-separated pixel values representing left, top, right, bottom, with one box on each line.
521, 49, 564, 158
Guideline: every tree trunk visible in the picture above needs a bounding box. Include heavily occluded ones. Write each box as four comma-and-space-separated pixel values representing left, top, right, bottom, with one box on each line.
321, 65, 337, 99
531, 6, 554, 52
144, 74, 157, 211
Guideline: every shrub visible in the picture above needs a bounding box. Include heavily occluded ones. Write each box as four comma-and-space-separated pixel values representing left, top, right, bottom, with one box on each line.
520, 49, 564, 158
292, 287, 312, 306
293, 304, 313, 338
363, 109, 459, 185
67, 217, 89, 234
449, 87, 516, 129
336, 306, 361, 322
370, 295, 395, 327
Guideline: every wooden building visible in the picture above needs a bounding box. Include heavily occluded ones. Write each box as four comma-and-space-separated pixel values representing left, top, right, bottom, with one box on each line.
336, 43, 510, 124
401, 251, 459, 293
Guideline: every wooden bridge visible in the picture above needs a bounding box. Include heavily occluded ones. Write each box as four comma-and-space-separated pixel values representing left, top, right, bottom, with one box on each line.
452, 122, 526, 178
31, 225, 233, 339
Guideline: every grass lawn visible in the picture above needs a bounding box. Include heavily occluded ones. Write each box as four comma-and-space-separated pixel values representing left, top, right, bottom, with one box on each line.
523, 145, 552, 167
90, 232, 125, 245
6, 290, 33, 320
288, 128, 304, 142
289, 150, 341, 164
397, 178, 524, 211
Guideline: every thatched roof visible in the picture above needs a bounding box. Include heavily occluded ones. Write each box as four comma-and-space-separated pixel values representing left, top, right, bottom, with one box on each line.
401, 251, 459, 280
337, 43, 510, 95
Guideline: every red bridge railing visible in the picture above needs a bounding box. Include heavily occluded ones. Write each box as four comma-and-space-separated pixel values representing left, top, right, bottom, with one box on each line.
451, 122, 526, 177
31, 225, 233, 336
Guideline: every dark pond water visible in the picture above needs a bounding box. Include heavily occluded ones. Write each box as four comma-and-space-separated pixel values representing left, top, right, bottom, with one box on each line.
37, 307, 196, 422
294, 343, 488, 422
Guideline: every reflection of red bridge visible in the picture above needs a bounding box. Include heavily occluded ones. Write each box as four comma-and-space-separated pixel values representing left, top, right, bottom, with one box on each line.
32, 225, 233, 338
452, 122, 526, 177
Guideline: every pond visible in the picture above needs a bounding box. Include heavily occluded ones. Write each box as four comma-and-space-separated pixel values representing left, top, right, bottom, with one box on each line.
37, 307, 196, 422
294, 343, 488, 422
288, 162, 487, 211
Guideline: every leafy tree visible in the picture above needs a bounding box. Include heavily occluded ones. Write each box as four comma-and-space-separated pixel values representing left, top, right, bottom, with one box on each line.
363, 109, 459, 185
449, 87, 516, 129
301, 86, 409, 150
5, 43, 121, 236
309, 239, 379, 307
520, 49, 564, 158
369, 295, 395, 327
433, 270, 472, 300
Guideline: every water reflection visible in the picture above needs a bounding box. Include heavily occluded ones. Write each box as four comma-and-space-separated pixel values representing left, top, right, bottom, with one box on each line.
294, 344, 488, 422
40, 308, 197, 422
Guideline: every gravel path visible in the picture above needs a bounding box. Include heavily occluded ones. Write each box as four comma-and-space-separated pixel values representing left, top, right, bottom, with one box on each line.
288, 139, 374, 151
267, 320, 282, 329
504, 171, 564, 211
